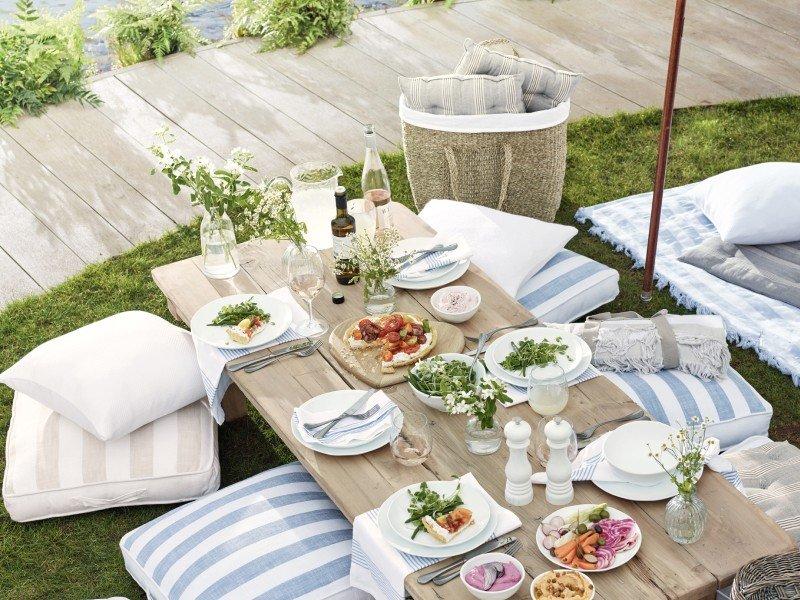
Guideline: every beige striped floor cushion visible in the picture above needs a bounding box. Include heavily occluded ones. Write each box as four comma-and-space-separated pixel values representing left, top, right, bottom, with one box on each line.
3, 393, 220, 522
725, 440, 800, 544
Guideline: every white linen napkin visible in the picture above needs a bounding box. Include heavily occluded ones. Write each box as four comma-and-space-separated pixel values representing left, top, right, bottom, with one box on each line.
349, 473, 522, 600
396, 236, 473, 280
193, 287, 306, 424
293, 390, 398, 448
502, 363, 602, 406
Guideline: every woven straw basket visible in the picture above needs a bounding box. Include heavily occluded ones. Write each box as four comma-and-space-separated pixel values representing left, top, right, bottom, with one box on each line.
732, 552, 800, 599
400, 89, 569, 223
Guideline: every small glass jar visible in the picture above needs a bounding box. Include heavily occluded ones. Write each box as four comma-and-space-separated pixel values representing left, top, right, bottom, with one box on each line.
665, 490, 707, 544
527, 365, 569, 416
364, 281, 396, 315
465, 416, 502, 455
200, 209, 239, 279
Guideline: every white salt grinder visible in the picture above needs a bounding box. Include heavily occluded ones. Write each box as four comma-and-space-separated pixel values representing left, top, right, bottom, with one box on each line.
545, 416, 575, 506
504, 416, 534, 506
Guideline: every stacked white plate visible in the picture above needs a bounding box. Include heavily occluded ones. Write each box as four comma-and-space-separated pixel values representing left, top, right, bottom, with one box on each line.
389, 237, 470, 291
485, 327, 591, 387
378, 480, 497, 558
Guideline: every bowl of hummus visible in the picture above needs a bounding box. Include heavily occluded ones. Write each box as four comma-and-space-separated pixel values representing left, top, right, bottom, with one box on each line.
531, 569, 594, 600
459, 552, 525, 599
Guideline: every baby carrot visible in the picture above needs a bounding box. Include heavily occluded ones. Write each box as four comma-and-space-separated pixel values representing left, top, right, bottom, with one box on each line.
555, 540, 577, 558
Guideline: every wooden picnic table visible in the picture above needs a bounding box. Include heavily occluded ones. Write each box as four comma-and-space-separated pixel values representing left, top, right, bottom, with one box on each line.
152, 203, 793, 599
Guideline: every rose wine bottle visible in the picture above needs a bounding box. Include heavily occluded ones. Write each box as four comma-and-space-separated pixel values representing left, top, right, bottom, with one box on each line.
361, 124, 393, 230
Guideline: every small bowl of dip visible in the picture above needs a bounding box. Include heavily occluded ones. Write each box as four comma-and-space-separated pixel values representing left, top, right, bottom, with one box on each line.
460, 552, 524, 600
531, 569, 595, 600
430, 286, 481, 323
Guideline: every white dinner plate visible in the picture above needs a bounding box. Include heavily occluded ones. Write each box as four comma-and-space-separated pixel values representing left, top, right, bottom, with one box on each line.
290, 390, 399, 456
603, 421, 678, 477
536, 504, 642, 572
390, 237, 470, 290
486, 328, 589, 387
191, 294, 293, 350
377, 487, 498, 559
593, 467, 704, 502
386, 480, 492, 548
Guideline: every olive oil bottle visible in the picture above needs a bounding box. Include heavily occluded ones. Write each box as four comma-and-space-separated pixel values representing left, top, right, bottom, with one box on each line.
331, 186, 359, 285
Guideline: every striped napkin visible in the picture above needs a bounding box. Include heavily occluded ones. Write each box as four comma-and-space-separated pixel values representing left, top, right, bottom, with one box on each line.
192, 287, 306, 424
502, 363, 602, 406
349, 473, 522, 600
396, 237, 472, 280
293, 391, 398, 448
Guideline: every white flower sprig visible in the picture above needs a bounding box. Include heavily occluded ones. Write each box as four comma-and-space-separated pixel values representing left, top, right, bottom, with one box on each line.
648, 417, 716, 496
346, 228, 402, 301
237, 177, 307, 249
443, 375, 511, 430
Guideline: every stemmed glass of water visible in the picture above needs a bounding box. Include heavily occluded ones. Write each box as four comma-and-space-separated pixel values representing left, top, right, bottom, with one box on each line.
287, 245, 328, 337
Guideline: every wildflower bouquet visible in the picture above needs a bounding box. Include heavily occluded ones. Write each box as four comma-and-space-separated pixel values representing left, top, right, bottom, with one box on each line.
346, 228, 401, 301
648, 418, 718, 496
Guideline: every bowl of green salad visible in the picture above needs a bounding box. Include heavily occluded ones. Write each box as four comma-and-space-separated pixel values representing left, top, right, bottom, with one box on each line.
407, 353, 486, 411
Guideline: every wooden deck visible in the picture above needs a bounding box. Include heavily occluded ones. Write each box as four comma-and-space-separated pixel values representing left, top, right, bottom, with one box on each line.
1, 0, 799, 307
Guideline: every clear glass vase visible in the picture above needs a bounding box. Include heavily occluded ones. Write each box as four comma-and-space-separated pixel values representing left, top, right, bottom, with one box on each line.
364, 281, 396, 315
665, 490, 707, 544
465, 416, 502, 455
200, 209, 239, 279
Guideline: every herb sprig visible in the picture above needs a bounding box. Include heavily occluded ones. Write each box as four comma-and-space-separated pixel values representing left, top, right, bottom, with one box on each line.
209, 298, 270, 326
499, 337, 569, 375
407, 357, 477, 397
405, 482, 463, 539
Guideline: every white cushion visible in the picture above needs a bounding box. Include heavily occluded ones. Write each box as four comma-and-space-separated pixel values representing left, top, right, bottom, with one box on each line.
120, 462, 369, 600
0, 311, 206, 441
602, 367, 772, 449
2, 393, 219, 522
516, 250, 620, 322
419, 199, 577, 298
687, 162, 800, 244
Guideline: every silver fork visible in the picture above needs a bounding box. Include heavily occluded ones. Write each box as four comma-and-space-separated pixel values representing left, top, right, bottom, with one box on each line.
464, 317, 539, 343
575, 409, 647, 440
432, 540, 522, 586
243, 340, 322, 373
302, 405, 380, 430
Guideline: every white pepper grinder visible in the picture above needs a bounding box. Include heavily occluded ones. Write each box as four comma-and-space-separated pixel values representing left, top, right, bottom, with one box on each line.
504, 416, 533, 506
545, 416, 574, 506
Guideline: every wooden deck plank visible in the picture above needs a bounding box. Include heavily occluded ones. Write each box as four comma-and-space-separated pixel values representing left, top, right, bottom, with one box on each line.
0, 245, 42, 306
4, 113, 174, 245
0, 184, 85, 289
705, 0, 800, 39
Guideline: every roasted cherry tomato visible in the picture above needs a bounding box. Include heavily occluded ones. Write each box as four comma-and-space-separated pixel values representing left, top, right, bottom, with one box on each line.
405, 345, 420, 354
416, 333, 427, 345
382, 350, 393, 361
385, 331, 401, 343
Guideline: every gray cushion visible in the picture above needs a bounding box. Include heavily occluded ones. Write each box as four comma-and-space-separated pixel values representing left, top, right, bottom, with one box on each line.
679, 236, 800, 309
399, 74, 525, 116
454, 38, 581, 112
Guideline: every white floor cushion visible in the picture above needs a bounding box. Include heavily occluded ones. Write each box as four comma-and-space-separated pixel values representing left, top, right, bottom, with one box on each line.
120, 462, 371, 600
602, 367, 772, 450
517, 249, 620, 322
3, 393, 220, 522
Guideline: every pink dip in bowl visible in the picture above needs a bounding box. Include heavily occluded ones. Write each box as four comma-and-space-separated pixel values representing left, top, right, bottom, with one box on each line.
465, 562, 523, 592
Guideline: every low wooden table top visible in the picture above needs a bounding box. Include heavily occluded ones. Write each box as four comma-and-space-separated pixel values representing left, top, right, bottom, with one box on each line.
152, 204, 793, 600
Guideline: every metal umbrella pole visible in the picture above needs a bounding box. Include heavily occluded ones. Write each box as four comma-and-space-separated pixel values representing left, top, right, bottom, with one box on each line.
641, 0, 687, 302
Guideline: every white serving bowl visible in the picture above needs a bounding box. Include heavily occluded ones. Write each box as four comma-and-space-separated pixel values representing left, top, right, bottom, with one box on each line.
603, 420, 678, 483
530, 569, 595, 600
460, 552, 525, 600
430, 286, 481, 323
408, 353, 486, 412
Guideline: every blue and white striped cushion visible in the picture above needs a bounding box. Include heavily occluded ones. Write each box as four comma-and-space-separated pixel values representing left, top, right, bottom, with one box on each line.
516, 250, 620, 323
602, 367, 773, 450
120, 462, 363, 600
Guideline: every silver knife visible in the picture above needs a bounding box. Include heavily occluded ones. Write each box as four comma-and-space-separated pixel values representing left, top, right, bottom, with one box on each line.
416, 536, 516, 585
313, 388, 377, 439
397, 243, 458, 272
227, 341, 313, 372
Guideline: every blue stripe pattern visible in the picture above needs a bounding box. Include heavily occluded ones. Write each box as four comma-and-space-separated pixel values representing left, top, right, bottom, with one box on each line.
576, 183, 800, 386
292, 403, 398, 444
119, 463, 354, 600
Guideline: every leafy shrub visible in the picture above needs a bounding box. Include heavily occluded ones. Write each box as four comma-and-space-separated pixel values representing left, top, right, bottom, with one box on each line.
406, 0, 454, 6
230, 0, 357, 54
0, 0, 100, 126
94, 0, 207, 67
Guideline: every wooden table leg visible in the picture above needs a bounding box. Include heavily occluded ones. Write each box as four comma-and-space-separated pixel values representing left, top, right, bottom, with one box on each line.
221, 385, 248, 422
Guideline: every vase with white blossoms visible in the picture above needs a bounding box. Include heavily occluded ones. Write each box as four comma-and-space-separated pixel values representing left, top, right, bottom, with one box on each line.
443, 375, 512, 455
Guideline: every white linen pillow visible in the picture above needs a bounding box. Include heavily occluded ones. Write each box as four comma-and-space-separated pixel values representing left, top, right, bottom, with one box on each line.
0, 311, 206, 441
418, 199, 577, 297
687, 162, 800, 244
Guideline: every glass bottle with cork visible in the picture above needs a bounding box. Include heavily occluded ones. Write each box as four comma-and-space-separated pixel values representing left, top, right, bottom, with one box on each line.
361, 124, 393, 230
331, 186, 359, 285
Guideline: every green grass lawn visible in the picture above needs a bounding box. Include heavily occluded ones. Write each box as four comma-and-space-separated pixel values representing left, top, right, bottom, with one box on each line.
1, 96, 799, 598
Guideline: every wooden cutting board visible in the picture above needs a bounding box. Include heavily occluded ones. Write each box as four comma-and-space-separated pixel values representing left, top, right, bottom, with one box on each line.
328, 318, 466, 388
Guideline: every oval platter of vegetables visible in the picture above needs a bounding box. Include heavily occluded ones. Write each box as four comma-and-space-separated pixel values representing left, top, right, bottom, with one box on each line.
536, 503, 642, 572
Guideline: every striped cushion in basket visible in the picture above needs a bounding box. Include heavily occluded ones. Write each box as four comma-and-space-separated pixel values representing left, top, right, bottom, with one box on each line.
3, 393, 220, 522
398, 74, 525, 115
516, 250, 620, 323
120, 462, 368, 600
603, 367, 773, 449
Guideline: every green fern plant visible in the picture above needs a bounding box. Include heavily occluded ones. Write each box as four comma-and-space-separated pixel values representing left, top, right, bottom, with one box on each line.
94, 0, 208, 67
230, 0, 357, 54
0, 0, 100, 126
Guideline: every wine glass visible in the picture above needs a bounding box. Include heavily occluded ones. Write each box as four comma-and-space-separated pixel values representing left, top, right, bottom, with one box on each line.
287, 245, 328, 337
534, 416, 578, 467
527, 364, 569, 416
348, 197, 377, 239
389, 410, 432, 466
